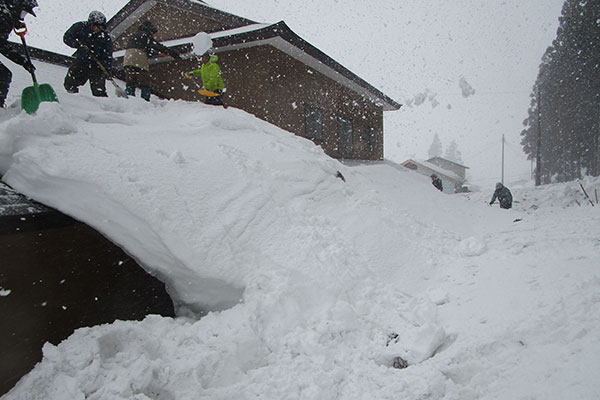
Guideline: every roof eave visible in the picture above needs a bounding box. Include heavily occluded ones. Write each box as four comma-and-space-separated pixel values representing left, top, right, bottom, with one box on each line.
165, 21, 401, 110
216, 21, 401, 110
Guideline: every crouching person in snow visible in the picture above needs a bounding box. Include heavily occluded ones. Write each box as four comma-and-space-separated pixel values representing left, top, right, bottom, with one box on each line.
123, 20, 181, 101
490, 182, 513, 209
0, 0, 37, 108
185, 52, 225, 106
63, 11, 113, 97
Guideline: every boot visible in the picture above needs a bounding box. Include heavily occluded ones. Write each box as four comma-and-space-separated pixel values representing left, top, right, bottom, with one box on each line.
125, 85, 135, 96
141, 86, 151, 102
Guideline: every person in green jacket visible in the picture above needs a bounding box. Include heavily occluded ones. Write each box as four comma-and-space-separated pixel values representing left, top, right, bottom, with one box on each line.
185, 52, 225, 105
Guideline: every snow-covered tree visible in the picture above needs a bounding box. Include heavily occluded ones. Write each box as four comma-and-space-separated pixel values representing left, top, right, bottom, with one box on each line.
428, 134, 443, 158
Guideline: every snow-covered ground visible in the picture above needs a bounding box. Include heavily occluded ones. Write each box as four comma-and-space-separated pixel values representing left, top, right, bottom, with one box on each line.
1, 62, 600, 399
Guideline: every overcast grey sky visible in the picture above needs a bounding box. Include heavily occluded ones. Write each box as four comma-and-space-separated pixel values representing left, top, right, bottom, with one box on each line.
22, 0, 565, 186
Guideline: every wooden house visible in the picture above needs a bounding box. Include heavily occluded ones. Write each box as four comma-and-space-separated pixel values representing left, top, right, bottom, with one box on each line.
107, 0, 401, 160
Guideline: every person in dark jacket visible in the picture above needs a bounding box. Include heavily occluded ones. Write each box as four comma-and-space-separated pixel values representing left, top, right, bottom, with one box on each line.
490, 182, 513, 209
63, 11, 113, 97
431, 174, 443, 192
0, 0, 37, 107
123, 20, 181, 101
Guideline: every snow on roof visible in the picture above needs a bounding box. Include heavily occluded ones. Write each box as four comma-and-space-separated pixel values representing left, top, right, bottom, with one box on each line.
426, 156, 470, 169
111, 23, 268, 58
401, 159, 463, 182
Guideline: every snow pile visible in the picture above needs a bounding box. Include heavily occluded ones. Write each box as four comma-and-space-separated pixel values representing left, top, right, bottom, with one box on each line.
1, 63, 600, 399
191, 32, 213, 56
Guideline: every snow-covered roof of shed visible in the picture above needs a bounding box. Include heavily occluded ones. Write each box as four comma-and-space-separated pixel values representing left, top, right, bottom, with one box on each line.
401, 159, 464, 182
426, 156, 470, 170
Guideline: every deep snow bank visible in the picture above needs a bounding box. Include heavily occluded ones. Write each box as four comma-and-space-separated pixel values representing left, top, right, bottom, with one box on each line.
2, 65, 599, 399
0, 84, 461, 398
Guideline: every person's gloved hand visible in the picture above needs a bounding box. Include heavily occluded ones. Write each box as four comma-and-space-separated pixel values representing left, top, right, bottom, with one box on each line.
184, 72, 192, 79
110, 65, 122, 75
78, 45, 90, 57
22, 60, 35, 74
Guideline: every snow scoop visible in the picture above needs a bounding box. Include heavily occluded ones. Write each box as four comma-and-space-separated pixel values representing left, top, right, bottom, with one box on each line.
94, 59, 128, 98
183, 72, 227, 108
15, 26, 58, 114
197, 88, 220, 97
183, 72, 220, 97
83, 47, 128, 98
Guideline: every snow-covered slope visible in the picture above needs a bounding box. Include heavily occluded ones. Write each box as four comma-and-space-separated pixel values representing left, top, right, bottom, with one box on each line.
1, 61, 599, 399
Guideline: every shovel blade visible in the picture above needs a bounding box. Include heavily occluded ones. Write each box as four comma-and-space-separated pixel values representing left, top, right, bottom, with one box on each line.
21, 83, 59, 114
197, 88, 219, 97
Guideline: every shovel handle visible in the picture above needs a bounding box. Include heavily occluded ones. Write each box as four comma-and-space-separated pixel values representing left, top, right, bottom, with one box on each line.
14, 24, 37, 85
13, 26, 28, 38
80, 44, 112, 79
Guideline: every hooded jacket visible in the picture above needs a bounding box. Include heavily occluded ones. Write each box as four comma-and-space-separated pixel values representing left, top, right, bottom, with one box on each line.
63, 21, 113, 69
123, 22, 178, 71
0, 1, 28, 67
490, 185, 513, 209
187, 55, 225, 92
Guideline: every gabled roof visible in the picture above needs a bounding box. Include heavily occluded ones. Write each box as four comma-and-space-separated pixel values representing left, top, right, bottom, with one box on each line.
426, 156, 469, 170
162, 22, 401, 111
107, 0, 401, 111
107, 0, 256, 39
218, 22, 401, 111
401, 159, 464, 182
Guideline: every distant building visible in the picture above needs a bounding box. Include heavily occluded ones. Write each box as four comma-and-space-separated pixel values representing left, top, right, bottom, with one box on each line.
400, 158, 469, 194
426, 157, 469, 181
107, 0, 401, 161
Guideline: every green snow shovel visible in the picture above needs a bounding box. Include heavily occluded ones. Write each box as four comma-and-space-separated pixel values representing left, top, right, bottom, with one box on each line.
16, 26, 59, 114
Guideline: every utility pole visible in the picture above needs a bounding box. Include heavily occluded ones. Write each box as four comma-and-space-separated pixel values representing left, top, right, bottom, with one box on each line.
535, 87, 542, 186
501, 134, 505, 184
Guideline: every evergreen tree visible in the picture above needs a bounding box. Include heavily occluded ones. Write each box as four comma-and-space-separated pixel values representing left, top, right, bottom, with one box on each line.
520, 0, 600, 183
428, 134, 443, 159
445, 140, 463, 164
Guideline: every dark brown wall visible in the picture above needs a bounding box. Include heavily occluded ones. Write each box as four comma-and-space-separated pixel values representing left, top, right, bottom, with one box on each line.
148, 45, 384, 160
113, 3, 228, 51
